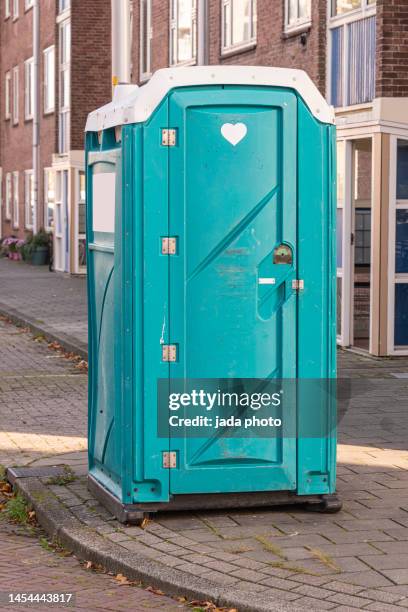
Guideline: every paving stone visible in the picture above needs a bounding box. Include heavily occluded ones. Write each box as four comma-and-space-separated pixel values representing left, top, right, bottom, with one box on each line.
229, 567, 271, 584
359, 554, 408, 570
322, 570, 394, 588
380, 569, 408, 585
364, 604, 407, 612
292, 596, 337, 609
327, 592, 373, 607
358, 589, 406, 604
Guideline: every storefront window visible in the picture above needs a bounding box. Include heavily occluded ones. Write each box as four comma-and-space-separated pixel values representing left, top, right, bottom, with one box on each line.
395, 284, 408, 346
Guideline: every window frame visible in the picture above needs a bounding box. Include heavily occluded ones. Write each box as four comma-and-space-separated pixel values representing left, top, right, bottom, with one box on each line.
327, 0, 376, 108
24, 169, 34, 229
12, 171, 19, 229
44, 167, 55, 231
221, 0, 257, 55
12, 0, 18, 20
24, 57, 34, 121
388, 136, 408, 354
140, 0, 153, 81
12, 65, 19, 125
284, 0, 311, 35
43, 45, 55, 114
58, 18, 71, 153
5, 71, 11, 119
58, 0, 70, 14
25, 0, 33, 10
169, 0, 197, 67
5, 0, 10, 19
5, 172, 12, 220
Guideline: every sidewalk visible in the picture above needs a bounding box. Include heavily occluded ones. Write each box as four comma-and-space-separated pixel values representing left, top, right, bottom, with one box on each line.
0, 258, 87, 358
2, 258, 408, 610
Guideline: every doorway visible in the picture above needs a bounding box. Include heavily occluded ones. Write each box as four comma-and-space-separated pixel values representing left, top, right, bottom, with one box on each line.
351, 139, 372, 351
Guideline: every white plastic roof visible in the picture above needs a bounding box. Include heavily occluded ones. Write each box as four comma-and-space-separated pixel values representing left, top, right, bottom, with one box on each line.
85, 66, 334, 132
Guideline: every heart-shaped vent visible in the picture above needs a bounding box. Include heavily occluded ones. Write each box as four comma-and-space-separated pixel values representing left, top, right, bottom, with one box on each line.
221, 122, 248, 146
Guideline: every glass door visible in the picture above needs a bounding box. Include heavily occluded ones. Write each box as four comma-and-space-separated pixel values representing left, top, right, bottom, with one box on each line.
336, 140, 352, 346
389, 138, 408, 354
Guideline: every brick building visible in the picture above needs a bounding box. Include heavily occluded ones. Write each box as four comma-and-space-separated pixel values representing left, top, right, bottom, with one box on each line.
0, 0, 110, 274
1, 0, 408, 355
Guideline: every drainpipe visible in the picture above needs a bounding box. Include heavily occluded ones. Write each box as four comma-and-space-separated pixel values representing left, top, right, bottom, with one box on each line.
111, 0, 131, 89
32, 0, 40, 234
197, 0, 209, 66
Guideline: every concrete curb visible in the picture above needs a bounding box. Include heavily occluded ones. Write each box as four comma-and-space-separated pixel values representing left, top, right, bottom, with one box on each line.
13, 476, 301, 612
0, 301, 88, 360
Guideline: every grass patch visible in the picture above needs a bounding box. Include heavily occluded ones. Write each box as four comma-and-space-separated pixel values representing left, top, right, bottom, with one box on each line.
255, 535, 286, 558
1, 494, 30, 524
307, 547, 341, 572
46, 466, 76, 486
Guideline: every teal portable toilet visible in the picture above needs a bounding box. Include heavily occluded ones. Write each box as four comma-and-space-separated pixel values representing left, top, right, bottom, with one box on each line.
85, 66, 340, 524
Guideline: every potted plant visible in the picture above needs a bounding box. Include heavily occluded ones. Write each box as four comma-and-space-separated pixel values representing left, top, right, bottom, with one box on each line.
22, 232, 33, 262
31, 228, 50, 266
8, 238, 19, 261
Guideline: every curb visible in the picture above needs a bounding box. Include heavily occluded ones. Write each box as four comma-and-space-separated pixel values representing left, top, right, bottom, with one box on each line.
0, 301, 88, 360
12, 475, 301, 612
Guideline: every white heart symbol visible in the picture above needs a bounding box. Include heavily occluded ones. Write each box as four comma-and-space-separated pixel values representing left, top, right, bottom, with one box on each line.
221, 122, 247, 146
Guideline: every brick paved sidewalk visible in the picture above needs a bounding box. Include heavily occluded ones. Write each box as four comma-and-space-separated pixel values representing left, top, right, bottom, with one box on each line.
0, 258, 87, 357
0, 520, 190, 612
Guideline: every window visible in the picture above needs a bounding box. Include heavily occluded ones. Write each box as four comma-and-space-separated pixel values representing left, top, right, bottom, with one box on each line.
25, 0, 33, 9
5, 173, 12, 220
44, 168, 55, 229
24, 169, 34, 229
222, 0, 257, 52
140, 0, 152, 80
43, 46, 55, 113
5, 72, 11, 119
5, 0, 10, 18
12, 171, 19, 228
59, 19, 70, 153
284, 0, 311, 33
12, 0, 18, 20
332, 0, 375, 17
170, 0, 197, 66
59, 0, 70, 13
12, 66, 19, 124
329, 1, 376, 107
24, 57, 34, 120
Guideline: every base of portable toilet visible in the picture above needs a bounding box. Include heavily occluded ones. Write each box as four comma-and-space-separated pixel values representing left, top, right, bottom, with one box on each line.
88, 474, 342, 524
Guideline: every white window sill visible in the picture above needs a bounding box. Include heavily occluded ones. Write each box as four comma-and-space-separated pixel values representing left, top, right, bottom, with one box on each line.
44, 108, 55, 116
25, 115, 33, 122
283, 21, 311, 38
170, 59, 197, 68
25, 4, 33, 12
12, 121, 19, 126
12, 16, 18, 22
221, 41, 256, 58
25, 224, 33, 231
5, 116, 11, 121
4, 14, 10, 20
334, 102, 374, 113
5, 216, 11, 221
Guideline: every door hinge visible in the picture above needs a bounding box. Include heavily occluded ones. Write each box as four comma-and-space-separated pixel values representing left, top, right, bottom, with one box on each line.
162, 344, 178, 362
162, 451, 177, 469
161, 128, 176, 146
292, 279, 304, 291
161, 237, 177, 255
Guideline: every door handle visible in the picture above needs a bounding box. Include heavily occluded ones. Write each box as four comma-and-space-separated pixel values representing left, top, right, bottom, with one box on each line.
258, 278, 276, 285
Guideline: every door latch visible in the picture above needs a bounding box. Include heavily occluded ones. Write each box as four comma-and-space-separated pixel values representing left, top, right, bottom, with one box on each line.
292, 279, 304, 291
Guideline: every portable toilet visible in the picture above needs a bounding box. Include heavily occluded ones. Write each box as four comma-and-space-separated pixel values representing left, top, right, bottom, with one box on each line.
85, 66, 340, 524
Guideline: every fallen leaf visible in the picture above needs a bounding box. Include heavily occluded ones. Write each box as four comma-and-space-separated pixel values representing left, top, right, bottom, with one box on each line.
85, 561, 93, 569
145, 586, 164, 596
28, 510, 36, 520
140, 517, 150, 529
114, 573, 134, 585
0, 483, 12, 493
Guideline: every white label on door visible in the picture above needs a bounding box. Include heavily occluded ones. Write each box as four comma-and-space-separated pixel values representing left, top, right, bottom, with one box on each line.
92, 172, 116, 233
221, 122, 247, 146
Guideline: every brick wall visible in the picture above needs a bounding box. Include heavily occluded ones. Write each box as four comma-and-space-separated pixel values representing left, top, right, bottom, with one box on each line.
376, 0, 408, 98
0, 0, 56, 239
70, 0, 111, 150
131, 1, 326, 94
208, 0, 326, 95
